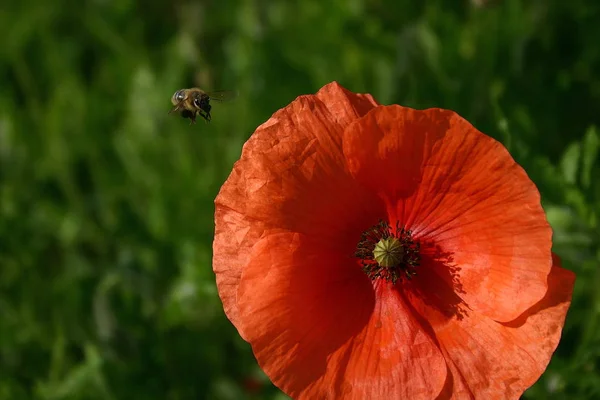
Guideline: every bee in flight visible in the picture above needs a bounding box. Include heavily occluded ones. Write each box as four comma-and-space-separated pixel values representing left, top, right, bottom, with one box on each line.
169, 88, 237, 124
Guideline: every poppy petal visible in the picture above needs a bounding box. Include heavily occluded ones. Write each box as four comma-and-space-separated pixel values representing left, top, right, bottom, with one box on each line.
237, 232, 447, 399
213, 82, 380, 335
343, 105, 552, 321
419, 256, 575, 399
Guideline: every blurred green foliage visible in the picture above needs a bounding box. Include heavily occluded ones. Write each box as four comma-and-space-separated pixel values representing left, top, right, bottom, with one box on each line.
0, 0, 599, 399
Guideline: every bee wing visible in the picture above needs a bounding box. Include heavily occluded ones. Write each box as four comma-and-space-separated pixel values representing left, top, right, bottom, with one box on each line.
206, 90, 238, 102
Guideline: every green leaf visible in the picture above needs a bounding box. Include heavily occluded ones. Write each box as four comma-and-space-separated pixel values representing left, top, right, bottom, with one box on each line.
560, 141, 581, 185
581, 125, 599, 189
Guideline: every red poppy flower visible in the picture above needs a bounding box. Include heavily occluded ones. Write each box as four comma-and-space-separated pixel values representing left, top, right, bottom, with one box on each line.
213, 82, 575, 399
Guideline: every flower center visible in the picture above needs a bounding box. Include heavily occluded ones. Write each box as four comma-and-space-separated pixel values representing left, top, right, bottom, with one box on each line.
354, 220, 420, 285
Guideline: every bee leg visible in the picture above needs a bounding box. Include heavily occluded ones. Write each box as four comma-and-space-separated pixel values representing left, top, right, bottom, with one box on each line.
169, 104, 181, 115
189, 111, 197, 125
205, 104, 212, 122
181, 110, 193, 120
200, 111, 211, 123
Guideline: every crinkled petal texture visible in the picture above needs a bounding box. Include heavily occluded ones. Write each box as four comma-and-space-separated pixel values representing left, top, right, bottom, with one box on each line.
237, 232, 447, 399
343, 105, 554, 322
213, 82, 575, 399
213, 82, 381, 336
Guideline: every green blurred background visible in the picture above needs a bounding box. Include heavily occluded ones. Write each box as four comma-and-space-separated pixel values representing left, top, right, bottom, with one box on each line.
1, 0, 599, 399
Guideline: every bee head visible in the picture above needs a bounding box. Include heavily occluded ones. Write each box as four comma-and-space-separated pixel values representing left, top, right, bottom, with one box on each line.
171, 89, 186, 105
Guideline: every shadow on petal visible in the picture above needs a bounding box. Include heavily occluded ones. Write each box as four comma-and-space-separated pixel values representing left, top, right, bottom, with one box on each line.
405, 241, 469, 322
500, 254, 575, 329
